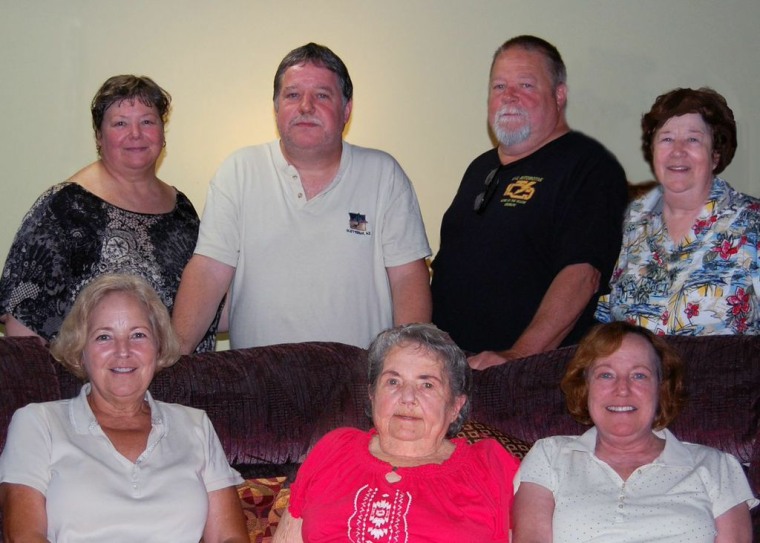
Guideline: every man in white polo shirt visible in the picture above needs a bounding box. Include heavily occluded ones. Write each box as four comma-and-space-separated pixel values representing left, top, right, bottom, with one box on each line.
173, 43, 431, 352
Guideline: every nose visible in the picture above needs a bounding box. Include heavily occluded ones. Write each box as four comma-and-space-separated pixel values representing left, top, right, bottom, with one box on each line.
500, 84, 519, 103
614, 376, 631, 395
399, 383, 417, 404
671, 139, 686, 155
114, 337, 130, 357
128, 122, 142, 139
299, 93, 315, 113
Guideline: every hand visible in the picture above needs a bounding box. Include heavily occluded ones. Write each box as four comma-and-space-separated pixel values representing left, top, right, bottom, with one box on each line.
467, 349, 526, 370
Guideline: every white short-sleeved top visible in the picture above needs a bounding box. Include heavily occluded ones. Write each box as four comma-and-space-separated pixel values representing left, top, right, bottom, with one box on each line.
516, 427, 758, 542
0, 384, 243, 543
194, 140, 431, 349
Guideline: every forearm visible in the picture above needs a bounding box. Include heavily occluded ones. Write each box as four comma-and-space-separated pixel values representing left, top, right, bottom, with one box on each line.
173, 255, 235, 354
387, 259, 432, 325
506, 263, 600, 357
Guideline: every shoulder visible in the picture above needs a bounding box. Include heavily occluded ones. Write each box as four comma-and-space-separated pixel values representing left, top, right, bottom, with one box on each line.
717, 178, 760, 210
462, 437, 521, 472
555, 132, 625, 171
344, 142, 398, 163
524, 434, 587, 462
219, 142, 276, 166
9, 399, 68, 427
153, 400, 209, 428
667, 432, 739, 467
313, 427, 368, 450
26, 182, 80, 212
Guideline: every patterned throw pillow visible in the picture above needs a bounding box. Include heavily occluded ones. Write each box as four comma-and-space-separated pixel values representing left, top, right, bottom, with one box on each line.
456, 420, 533, 459
237, 477, 288, 542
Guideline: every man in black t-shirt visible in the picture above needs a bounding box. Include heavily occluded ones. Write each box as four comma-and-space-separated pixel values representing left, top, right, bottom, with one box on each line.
431, 35, 628, 369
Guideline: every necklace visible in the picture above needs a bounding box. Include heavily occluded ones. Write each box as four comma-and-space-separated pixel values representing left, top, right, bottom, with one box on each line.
385, 466, 402, 484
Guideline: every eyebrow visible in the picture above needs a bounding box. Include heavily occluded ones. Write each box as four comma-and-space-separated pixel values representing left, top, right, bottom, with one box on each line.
380, 370, 444, 382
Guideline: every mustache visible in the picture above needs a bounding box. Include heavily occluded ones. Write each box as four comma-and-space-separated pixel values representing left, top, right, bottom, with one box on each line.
290, 115, 323, 127
493, 106, 528, 120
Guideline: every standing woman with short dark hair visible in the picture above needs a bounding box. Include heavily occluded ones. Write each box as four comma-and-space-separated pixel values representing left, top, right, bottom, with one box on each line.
596, 88, 760, 335
0, 75, 220, 351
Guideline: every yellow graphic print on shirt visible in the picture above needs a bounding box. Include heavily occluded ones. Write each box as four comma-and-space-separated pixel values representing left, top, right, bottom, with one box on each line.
501, 176, 542, 207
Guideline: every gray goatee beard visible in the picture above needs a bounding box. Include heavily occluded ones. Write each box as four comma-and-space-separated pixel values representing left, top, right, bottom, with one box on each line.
490, 107, 531, 147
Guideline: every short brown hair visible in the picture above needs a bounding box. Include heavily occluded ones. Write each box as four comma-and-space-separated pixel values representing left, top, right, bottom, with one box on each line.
50, 274, 180, 380
91, 75, 171, 137
561, 322, 685, 430
641, 87, 736, 175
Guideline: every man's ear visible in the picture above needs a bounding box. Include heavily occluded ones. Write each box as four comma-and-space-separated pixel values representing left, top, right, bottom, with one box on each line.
555, 83, 568, 111
343, 99, 353, 124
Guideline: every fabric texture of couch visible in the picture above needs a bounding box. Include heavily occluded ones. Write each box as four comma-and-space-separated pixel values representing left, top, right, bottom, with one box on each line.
0, 335, 758, 541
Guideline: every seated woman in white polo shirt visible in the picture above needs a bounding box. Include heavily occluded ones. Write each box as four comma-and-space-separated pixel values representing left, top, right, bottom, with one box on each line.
513, 322, 756, 543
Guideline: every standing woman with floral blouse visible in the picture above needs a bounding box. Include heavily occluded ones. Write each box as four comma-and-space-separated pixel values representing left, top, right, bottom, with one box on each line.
0, 75, 219, 351
596, 87, 760, 335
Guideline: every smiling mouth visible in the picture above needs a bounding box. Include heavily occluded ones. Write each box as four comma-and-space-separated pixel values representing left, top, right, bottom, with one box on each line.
607, 406, 636, 412
111, 367, 136, 374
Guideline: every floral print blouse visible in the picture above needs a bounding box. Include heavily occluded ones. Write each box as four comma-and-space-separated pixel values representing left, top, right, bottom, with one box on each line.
596, 177, 760, 335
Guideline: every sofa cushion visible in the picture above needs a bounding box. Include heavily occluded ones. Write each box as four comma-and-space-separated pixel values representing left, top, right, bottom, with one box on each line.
237, 477, 287, 542
0, 337, 61, 452
457, 420, 532, 459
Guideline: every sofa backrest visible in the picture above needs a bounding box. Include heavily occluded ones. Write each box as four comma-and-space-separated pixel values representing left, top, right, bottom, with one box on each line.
0, 337, 62, 453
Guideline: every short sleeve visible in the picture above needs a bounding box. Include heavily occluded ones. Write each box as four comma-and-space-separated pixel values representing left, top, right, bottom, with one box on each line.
551, 150, 627, 276
193, 155, 244, 268
0, 404, 53, 494
198, 412, 243, 492
514, 437, 558, 493
0, 186, 71, 335
288, 428, 356, 519
378, 159, 431, 268
704, 450, 759, 517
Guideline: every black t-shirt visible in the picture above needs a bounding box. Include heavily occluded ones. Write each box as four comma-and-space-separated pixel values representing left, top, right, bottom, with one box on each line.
431, 132, 628, 353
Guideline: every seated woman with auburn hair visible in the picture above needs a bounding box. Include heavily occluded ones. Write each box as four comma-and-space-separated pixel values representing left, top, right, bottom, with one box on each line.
513, 322, 757, 543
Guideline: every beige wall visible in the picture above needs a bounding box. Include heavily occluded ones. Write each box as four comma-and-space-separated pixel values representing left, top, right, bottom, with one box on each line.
1, 0, 759, 332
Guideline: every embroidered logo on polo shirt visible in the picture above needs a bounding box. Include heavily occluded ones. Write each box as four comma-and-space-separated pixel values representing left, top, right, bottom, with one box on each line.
347, 212, 371, 235
501, 176, 542, 207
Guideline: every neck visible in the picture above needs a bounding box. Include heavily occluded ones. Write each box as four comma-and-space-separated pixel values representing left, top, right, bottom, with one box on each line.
280, 141, 343, 199
370, 434, 454, 467
87, 389, 149, 421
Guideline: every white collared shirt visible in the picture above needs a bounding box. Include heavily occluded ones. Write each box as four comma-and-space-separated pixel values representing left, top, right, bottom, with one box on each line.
516, 427, 757, 542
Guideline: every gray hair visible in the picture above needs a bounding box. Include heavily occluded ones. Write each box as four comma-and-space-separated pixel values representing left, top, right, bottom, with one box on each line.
367, 323, 471, 437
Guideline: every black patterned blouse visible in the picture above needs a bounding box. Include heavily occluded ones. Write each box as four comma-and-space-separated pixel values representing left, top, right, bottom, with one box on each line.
0, 182, 218, 352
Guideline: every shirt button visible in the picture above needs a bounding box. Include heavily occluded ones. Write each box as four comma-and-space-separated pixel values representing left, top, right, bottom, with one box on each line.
298, 193, 303, 198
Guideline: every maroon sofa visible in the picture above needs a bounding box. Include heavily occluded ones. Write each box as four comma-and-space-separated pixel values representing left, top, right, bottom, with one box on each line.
1, 335, 758, 540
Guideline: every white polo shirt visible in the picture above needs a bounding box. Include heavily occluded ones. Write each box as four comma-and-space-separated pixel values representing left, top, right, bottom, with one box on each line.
0, 384, 242, 542
516, 427, 758, 542
196, 140, 431, 349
